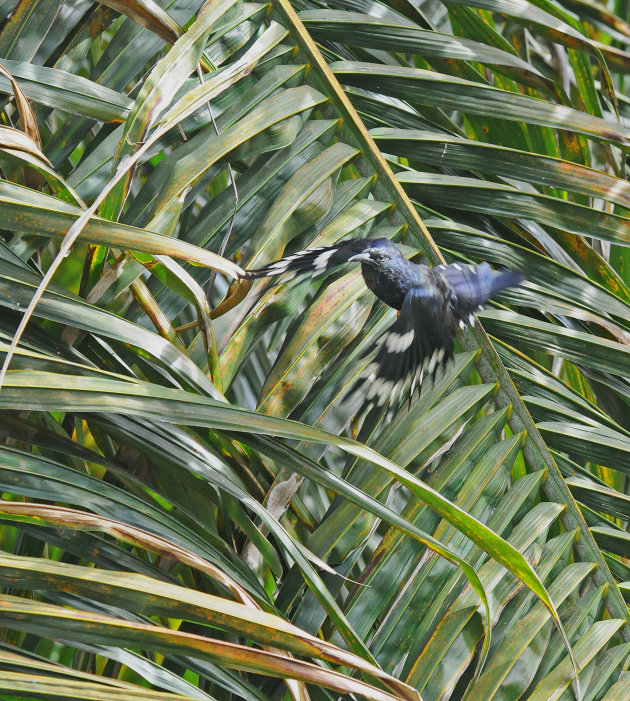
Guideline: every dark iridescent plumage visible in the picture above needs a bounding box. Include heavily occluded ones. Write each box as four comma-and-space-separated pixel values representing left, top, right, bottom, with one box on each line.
242, 238, 524, 410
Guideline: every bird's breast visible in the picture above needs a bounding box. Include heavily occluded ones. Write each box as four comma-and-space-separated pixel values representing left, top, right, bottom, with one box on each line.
361, 263, 409, 310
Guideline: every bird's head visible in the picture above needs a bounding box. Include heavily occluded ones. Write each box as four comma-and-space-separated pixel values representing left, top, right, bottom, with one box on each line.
348, 238, 400, 267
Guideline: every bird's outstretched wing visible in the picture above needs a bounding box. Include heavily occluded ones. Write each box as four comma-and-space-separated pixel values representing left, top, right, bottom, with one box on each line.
241, 239, 376, 280
351, 283, 454, 411
437, 261, 525, 328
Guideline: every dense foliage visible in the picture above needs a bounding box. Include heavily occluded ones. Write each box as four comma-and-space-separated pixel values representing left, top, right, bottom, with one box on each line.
0, 0, 629, 699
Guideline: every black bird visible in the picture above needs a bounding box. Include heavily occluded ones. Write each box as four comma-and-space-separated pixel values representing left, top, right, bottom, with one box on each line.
242, 238, 524, 410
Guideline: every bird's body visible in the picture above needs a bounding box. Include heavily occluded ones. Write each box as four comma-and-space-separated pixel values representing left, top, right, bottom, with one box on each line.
242, 238, 524, 410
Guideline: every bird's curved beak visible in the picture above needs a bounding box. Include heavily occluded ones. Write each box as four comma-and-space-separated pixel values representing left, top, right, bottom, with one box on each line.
348, 252, 372, 263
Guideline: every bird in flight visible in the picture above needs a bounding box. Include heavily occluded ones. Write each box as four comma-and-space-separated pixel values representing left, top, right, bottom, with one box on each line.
242, 238, 524, 411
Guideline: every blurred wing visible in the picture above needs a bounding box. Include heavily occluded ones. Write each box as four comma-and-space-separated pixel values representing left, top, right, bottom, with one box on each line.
351, 284, 455, 411
438, 261, 525, 327
242, 239, 376, 280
